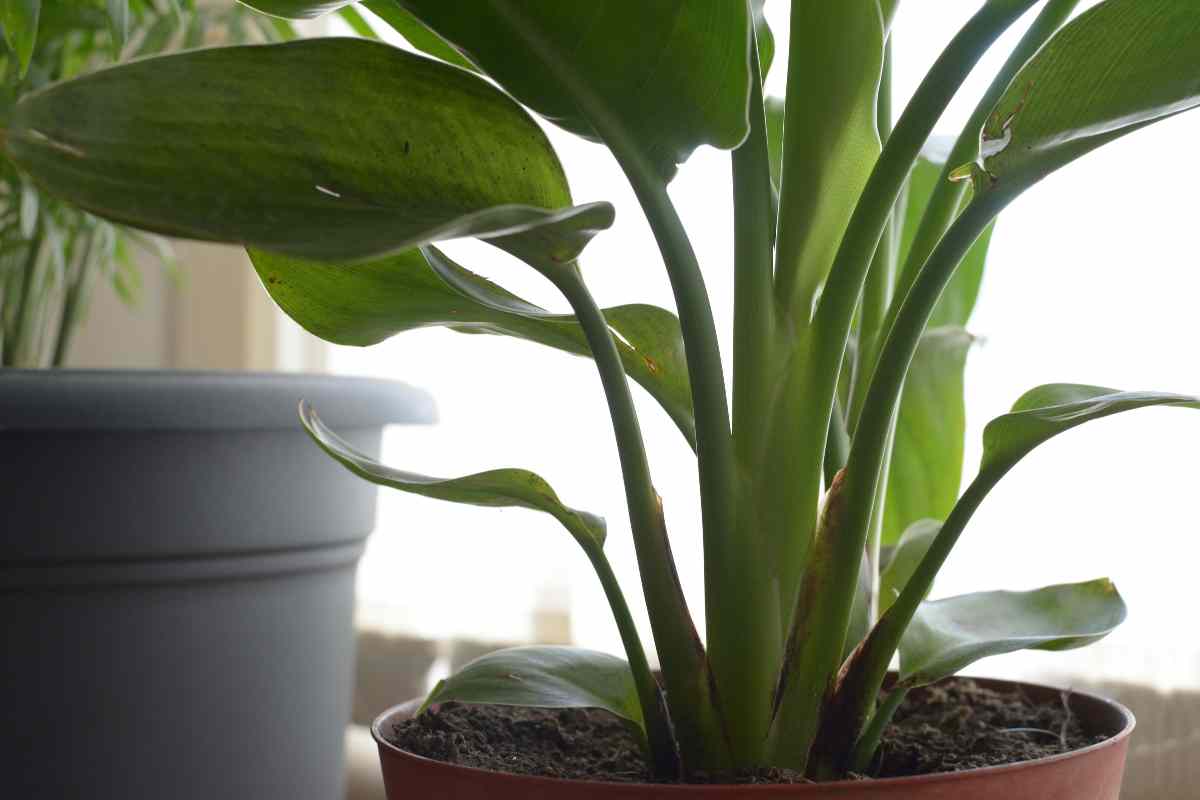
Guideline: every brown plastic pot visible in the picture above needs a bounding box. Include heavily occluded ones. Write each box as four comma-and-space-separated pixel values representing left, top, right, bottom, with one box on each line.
372, 676, 1134, 799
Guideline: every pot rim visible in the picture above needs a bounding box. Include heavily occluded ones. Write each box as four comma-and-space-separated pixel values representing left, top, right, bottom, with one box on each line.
371, 674, 1135, 793
0, 367, 435, 431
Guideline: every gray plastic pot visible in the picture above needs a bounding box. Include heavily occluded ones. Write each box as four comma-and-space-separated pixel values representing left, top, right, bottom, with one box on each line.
0, 369, 434, 800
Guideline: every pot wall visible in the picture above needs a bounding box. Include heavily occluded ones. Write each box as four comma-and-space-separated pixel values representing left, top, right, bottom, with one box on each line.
0, 370, 434, 800
373, 677, 1134, 799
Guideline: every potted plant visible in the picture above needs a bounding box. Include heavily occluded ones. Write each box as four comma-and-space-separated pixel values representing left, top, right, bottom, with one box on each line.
5, 0, 1198, 796
0, 4, 433, 800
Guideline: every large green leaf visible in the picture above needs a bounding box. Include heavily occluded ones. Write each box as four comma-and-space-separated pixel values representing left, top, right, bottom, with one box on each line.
236, 0, 356, 19
899, 579, 1127, 687
251, 246, 696, 446
2, 0, 39, 76
5, 38, 576, 263
974, 0, 1200, 198
983, 384, 1200, 474
879, 519, 940, 615
882, 327, 973, 546
394, 0, 752, 179
420, 645, 645, 734
300, 401, 606, 551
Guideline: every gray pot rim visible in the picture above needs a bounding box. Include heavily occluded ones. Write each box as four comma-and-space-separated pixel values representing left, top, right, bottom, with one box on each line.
0, 368, 436, 431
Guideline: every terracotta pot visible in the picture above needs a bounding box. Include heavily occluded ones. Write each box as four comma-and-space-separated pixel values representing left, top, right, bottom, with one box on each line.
372, 676, 1134, 799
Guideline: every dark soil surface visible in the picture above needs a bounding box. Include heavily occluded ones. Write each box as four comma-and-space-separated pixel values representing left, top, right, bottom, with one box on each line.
387, 677, 1103, 784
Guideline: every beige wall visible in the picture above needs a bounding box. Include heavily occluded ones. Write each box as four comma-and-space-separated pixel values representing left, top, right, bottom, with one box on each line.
66, 240, 323, 372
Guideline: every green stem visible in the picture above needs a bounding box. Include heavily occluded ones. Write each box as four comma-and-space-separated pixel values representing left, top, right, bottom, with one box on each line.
553, 268, 730, 772
583, 543, 679, 778
813, 196, 1005, 773
768, 1, 1037, 773
721, 34, 782, 766
849, 687, 907, 774
52, 227, 97, 367
892, 0, 1080, 307
4, 218, 44, 366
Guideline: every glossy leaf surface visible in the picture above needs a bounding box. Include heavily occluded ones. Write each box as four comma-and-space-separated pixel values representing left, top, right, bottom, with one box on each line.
300, 401, 606, 550
879, 519, 939, 616
6, 38, 574, 263
421, 645, 644, 733
252, 246, 696, 446
236, 0, 356, 19
899, 579, 1127, 687
396, 0, 752, 179
976, 0, 1200, 197
360, 0, 476, 72
882, 327, 973, 546
982, 384, 1200, 474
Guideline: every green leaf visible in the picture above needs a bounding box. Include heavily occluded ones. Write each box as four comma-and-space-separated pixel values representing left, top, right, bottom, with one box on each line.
982, 384, 1200, 474
250, 245, 696, 447
899, 579, 1127, 687
420, 645, 645, 735
751, 0, 774, 78
974, 0, 1200, 199
5, 38, 576, 264
395, 0, 752, 179
299, 400, 606, 551
106, 0, 128, 56
236, 0, 356, 20
764, 96, 784, 194
900, 139, 994, 330
882, 327, 973, 546
361, 0, 476, 73
879, 519, 939, 615
2, 0, 39, 77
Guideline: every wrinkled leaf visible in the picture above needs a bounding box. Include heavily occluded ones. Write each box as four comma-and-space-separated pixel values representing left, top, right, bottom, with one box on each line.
236, 0, 356, 19
879, 519, 939, 615
975, 0, 1200, 198
361, 0, 476, 72
299, 401, 606, 551
6, 38, 576, 263
420, 645, 644, 734
396, 0, 752, 179
899, 579, 1127, 687
251, 246, 696, 446
983, 384, 1200, 474
882, 327, 973, 545
2, 0, 39, 76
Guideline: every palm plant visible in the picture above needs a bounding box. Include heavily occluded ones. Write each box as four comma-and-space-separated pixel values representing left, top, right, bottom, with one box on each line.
4, 0, 1199, 780
0, 0, 293, 366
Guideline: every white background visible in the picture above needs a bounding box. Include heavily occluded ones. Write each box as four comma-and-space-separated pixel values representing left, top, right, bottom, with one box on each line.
334, 2, 1200, 691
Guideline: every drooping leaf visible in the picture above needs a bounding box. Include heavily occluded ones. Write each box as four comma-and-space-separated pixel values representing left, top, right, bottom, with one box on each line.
236, 0, 356, 20
299, 400, 606, 551
882, 327, 974, 546
899, 579, 1127, 687
974, 0, 1200, 200
420, 645, 645, 735
5, 38, 577, 263
982, 384, 1200, 474
360, 0, 477, 73
879, 519, 940, 615
250, 246, 696, 446
395, 0, 753, 179
2, 0, 40, 76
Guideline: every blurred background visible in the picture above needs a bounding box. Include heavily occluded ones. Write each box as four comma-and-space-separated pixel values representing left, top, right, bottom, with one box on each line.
55, 2, 1198, 796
